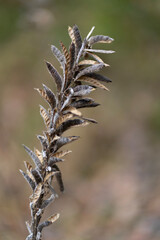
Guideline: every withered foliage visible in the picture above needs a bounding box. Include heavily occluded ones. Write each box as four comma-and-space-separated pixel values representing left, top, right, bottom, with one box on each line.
20, 25, 114, 240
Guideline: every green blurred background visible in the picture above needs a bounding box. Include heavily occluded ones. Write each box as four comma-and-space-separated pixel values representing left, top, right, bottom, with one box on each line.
0, 0, 160, 239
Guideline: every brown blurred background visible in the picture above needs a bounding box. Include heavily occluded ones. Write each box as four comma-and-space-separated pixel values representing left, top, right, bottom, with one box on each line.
0, 0, 160, 239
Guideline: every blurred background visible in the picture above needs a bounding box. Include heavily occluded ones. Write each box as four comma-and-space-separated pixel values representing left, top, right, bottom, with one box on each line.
0, 0, 160, 239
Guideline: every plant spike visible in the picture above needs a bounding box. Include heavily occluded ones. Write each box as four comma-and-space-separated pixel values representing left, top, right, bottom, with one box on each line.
22, 25, 114, 240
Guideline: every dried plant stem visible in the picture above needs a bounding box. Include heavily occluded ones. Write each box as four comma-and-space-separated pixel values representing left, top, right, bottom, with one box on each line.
21, 25, 114, 240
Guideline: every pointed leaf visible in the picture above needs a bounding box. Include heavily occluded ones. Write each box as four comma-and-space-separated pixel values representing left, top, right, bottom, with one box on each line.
86, 26, 95, 40
37, 135, 48, 150
68, 26, 76, 44
51, 45, 65, 68
51, 150, 72, 159
88, 35, 114, 45
73, 85, 95, 96
44, 171, 58, 183
48, 157, 64, 167
34, 148, 43, 163
31, 169, 43, 184
23, 145, 42, 169
40, 105, 50, 128
78, 60, 98, 66
46, 61, 63, 92
38, 213, 60, 232
75, 63, 104, 80
63, 106, 82, 116
30, 183, 42, 204
24, 161, 34, 181
20, 170, 35, 190
43, 84, 57, 109
83, 73, 112, 83
69, 42, 75, 70
53, 165, 64, 192
72, 25, 82, 52
55, 113, 73, 128
77, 77, 109, 91
85, 49, 115, 54
41, 194, 56, 209
50, 136, 79, 152
56, 119, 88, 135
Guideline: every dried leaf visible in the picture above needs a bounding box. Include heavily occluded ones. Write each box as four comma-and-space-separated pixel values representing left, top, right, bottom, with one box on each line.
20, 170, 35, 190
34, 149, 43, 163
86, 26, 95, 39
68, 26, 76, 44
69, 42, 75, 70
50, 136, 79, 152
60, 41, 70, 70
35, 88, 50, 103
72, 25, 82, 52
85, 49, 115, 54
73, 85, 95, 97
86, 52, 104, 63
70, 98, 100, 109
56, 119, 88, 135
48, 157, 64, 167
30, 183, 42, 204
63, 106, 82, 116
55, 113, 73, 128
78, 77, 109, 91
41, 194, 56, 209
46, 61, 63, 92
37, 135, 48, 150
40, 105, 50, 128
31, 169, 43, 184
44, 171, 57, 182
78, 60, 98, 66
53, 165, 64, 192
88, 35, 114, 45
23, 145, 42, 169
48, 213, 60, 223
83, 73, 112, 83
38, 213, 60, 232
51, 45, 65, 68
75, 63, 104, 80
24, 161, 34, 181
52, 150, 72, 158
43, 84, 57, 109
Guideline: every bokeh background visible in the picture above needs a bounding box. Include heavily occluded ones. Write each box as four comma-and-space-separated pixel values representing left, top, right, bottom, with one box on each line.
0, 0, 160, 239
